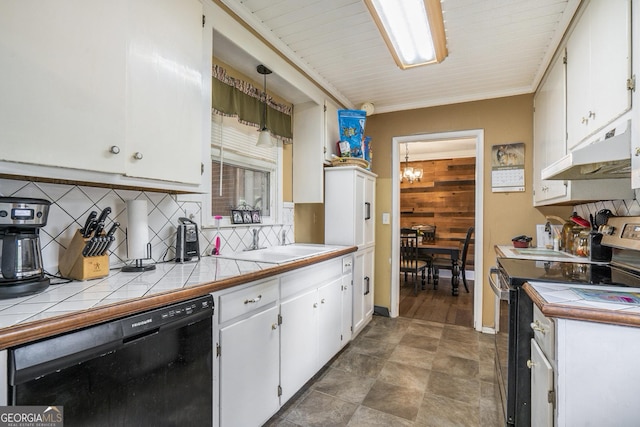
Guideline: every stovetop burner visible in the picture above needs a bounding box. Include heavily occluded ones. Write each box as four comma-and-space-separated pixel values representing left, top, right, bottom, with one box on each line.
497, 257, 640, 288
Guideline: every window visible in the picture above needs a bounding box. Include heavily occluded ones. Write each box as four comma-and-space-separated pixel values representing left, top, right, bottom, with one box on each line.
211, 161, 270, 217
208, 115, 282, 226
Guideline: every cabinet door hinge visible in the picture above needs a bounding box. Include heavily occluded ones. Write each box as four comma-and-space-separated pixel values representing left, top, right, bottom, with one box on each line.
563, 54, 567, 65
202, 15, 206, 27
216, 343, 221, 357
278, 314, 283, 325
340, 334, 343, 341
548, 390, 555, 405
277, 385, 282, 397
627, 75, 636, 92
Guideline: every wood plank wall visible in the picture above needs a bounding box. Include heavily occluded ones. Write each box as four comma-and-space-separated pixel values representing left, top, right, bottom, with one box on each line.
400, 157, 476, 268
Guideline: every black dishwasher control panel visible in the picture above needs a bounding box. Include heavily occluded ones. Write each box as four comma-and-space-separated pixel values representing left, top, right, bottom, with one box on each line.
121, 295, 214, 338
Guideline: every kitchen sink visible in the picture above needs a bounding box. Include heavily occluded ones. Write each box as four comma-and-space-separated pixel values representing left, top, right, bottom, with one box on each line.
219, 244, 337, 264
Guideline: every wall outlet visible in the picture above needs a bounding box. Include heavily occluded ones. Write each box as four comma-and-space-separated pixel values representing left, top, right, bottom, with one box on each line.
382, 213, 390, 224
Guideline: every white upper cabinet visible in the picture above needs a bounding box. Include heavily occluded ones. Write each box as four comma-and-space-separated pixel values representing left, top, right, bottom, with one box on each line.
292, 99, 341, 203
124, 0, 203, 184
566, 0, 631, 150
293, 101, 324, 203
533, 52, 568, 205
0, 0, 203, 188
324, 100, 340, 162
0, 1, 127, 174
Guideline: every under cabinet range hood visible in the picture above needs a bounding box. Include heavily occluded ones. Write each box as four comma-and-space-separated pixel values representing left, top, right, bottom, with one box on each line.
542, 120, 632, 180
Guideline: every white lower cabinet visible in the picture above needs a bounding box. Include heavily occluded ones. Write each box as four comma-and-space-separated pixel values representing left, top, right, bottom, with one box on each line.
530, 339, 554, 427
217, 280, 280, 427
214, 255, 353, 426
280, 287, 319, 403
531, 303, 640, 427
353, 247, 375, 337
280, 258, 351, 402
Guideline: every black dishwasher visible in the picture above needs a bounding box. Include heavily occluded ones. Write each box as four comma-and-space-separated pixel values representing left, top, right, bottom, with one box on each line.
8, 295, 214, 427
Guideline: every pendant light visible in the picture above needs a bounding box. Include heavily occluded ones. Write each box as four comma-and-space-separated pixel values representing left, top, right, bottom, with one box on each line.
256, 64, 274, 147
400, 143, 423, 183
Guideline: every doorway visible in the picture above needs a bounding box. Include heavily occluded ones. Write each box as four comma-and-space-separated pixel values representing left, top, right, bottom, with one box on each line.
390, 130, 484, 332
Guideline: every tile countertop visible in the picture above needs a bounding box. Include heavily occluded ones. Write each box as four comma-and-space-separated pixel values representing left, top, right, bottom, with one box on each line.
524, 281, 640, 328
495, 245, 595, 263
0, 244, 356, 349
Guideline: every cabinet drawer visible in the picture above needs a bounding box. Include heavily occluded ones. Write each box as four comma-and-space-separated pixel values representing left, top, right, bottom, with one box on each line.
280, 258, 343, 299
532, 304, 555, 360
218, 279, 279, 324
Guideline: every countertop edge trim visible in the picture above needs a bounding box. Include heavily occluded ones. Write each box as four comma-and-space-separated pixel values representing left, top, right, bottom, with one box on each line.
523, 283, 640, 328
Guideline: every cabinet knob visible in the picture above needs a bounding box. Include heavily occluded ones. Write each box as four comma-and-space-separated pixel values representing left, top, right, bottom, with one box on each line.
321, 298, 326, 304
271, 323, 278, 330
530, 321, 546, 334
635, 147, 640, 157
133, 152, 143, 160
109, 145, 121, 155
313, 303, 318, 308
588, 110, 596, 119
527, 359, 535, 369
244, 295, 262, 304
581, 116, 589, 125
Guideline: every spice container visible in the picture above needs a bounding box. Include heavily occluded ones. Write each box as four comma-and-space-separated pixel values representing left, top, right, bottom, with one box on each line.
573, 230, 590, 257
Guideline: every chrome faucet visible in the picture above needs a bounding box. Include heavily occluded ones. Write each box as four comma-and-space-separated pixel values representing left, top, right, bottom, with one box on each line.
251, 228, 260, 250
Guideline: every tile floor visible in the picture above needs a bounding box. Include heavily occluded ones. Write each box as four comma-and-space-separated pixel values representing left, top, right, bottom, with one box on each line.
265, 314, 500, 426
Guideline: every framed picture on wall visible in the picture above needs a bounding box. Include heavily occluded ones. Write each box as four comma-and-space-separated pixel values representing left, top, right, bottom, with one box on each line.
231, 210, 244, 224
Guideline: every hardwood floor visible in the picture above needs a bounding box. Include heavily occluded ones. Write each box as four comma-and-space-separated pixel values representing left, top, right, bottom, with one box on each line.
399, 274, 474, 327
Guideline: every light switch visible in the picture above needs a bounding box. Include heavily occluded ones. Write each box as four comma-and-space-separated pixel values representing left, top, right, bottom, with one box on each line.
382, 213, 390, 224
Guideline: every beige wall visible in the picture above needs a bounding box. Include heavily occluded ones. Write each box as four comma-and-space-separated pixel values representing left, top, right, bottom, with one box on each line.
366, 94, 570, 328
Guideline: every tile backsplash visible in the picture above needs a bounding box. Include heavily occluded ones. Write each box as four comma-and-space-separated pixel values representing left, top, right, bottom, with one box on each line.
0, 178, 294, 276
573, 197, 640, 220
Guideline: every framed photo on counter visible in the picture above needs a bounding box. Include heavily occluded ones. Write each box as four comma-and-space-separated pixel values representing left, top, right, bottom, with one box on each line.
231, 210, 244, 224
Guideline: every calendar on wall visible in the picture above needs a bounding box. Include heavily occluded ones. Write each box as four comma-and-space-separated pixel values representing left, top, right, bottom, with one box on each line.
491, 142, 525, 192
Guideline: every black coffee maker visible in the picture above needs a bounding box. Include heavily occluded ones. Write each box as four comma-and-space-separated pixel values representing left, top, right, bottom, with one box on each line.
0, 197, 51, 298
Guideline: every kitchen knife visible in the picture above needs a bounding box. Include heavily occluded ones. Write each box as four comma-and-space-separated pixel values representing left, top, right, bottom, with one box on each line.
82, 237, 97, 257
93, 207, 112, 237
83, 219, 98, 238
105, 221, 120, 239
95, 221, 120, 256
101, 235, 116, 256
80, 211, 97, 236
89, 236, 107, 257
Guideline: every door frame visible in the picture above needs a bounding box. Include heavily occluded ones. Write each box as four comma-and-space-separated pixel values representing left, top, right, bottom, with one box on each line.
390, 129, 485, 332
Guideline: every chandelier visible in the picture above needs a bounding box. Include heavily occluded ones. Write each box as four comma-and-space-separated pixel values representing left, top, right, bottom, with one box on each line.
400, 143, 423, 183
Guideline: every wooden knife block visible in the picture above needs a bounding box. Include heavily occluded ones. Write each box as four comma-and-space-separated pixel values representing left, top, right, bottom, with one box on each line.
59, 230, 110, 281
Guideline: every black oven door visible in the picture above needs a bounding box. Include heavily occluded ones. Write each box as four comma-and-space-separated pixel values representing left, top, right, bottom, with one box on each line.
489, 267, 509, 424
491, 265, 534, 426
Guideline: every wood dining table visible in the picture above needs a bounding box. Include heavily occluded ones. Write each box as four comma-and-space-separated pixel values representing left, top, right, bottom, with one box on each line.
417, 241, 462, 295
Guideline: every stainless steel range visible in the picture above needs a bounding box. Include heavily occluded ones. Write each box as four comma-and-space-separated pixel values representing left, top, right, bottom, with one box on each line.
489, 216, 640, 426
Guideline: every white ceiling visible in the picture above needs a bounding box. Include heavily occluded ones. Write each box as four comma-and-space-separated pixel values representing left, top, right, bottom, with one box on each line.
216, 0, 581, 114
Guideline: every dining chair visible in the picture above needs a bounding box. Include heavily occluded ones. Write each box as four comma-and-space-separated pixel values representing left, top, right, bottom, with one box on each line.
432, 226, 474, 293
400, 228, 429, 295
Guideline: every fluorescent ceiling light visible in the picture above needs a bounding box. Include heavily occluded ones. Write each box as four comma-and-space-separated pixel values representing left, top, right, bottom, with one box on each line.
365, 0, 447, 69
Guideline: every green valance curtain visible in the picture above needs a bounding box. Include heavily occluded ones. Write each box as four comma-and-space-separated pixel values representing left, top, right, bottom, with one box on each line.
212, 65, 293, 143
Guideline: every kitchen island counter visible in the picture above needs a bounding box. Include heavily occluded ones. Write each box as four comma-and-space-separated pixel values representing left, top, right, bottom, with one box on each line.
0, 244, 356, 349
